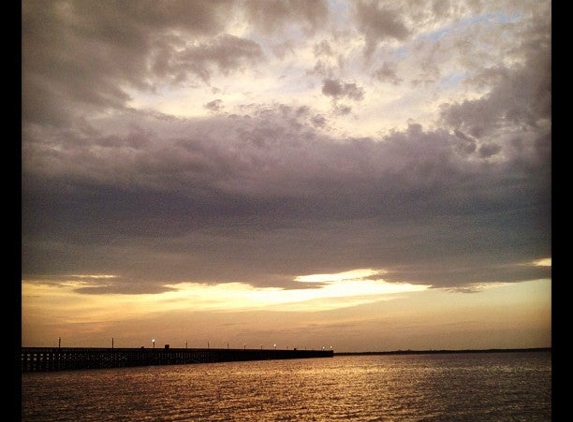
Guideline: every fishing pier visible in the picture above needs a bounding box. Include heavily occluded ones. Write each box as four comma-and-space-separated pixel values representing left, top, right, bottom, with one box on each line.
20, 346, 334, 372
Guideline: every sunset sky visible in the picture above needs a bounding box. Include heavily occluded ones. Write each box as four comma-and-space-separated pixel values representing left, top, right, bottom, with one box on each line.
21, 0, 551, 352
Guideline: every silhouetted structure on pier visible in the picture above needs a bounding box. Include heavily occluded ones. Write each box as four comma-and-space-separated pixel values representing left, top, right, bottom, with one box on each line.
20, 346, 334, 372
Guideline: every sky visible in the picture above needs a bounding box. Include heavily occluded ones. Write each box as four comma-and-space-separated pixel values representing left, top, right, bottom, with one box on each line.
21, 0, 551, 353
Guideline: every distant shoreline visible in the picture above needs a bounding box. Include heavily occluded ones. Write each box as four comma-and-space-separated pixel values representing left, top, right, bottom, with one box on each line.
334, 347, 551, 356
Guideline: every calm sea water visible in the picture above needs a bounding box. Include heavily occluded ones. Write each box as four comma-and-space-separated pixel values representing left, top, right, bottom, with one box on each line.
21, 351, 551, 422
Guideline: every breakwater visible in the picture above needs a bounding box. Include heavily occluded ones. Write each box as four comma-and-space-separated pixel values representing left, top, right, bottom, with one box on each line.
20, 346, 334, 372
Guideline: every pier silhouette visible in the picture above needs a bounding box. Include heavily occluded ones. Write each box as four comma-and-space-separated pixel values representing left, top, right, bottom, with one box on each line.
20, 346, 334, 372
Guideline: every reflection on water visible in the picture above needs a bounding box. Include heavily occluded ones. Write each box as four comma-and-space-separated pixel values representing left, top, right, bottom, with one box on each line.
21, 351, 551, 421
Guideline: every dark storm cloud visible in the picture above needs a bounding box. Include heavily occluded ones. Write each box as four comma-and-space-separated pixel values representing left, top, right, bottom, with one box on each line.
22, 100, 550, 293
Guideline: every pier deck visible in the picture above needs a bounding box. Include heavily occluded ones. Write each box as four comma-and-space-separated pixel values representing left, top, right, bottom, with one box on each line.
20, 346, 334, 372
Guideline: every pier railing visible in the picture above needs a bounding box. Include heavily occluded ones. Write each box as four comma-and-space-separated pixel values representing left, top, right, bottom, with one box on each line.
20, 347, 334, 372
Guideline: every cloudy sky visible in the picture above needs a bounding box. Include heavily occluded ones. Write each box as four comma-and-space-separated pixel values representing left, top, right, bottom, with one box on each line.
21, 0, 551, 352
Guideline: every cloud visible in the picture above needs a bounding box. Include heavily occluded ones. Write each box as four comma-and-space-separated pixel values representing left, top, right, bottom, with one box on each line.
204, 99, 224, 112
21, 0, 260, 127
21, 0, 550, 300
373, 61, 402, 85
353, 1, 410, 56
243, 0, 330, 35
440, 10, 551, 141
313, 40, 334, 57
22, 99, 550, 294
159, 34, 265, 83
321, 79, 365, 101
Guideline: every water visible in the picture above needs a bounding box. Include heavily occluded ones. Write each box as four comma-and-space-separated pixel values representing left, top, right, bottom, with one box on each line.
21, 351, 551, 421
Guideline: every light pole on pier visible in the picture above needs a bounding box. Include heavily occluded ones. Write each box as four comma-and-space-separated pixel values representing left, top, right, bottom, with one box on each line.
58, 337, 61, 349
152, 339, 156, 348
112, 338, 114, 349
